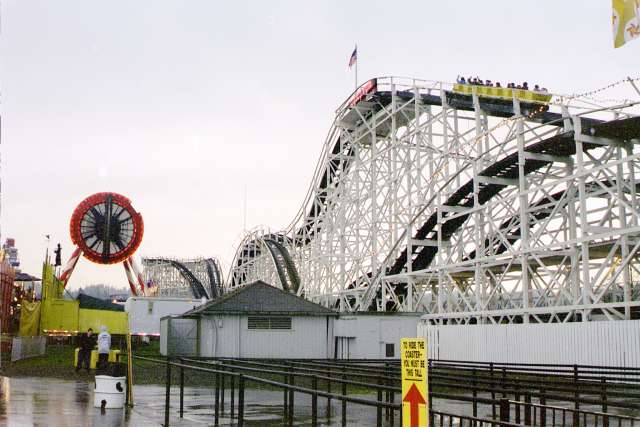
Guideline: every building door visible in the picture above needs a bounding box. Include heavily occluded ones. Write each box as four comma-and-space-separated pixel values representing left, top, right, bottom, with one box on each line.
335, 337, 354, 359
168, 318, 199, 357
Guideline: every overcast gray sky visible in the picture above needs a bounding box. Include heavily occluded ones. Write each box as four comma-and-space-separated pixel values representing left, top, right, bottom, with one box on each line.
1, 1, 637, 290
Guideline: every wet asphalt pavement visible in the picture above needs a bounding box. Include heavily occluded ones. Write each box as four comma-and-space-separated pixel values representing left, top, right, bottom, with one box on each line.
1, 375, 476, 426
2, 375, 637, 426
0, 375, 407, 426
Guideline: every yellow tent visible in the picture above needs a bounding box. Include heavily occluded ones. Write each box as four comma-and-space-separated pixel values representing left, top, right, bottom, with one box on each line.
18, 301, 41, 336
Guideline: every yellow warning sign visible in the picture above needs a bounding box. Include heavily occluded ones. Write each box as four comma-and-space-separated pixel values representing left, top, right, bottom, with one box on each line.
401, 338, 428, 427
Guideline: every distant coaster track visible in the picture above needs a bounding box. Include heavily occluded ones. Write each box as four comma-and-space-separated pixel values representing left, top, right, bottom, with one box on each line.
231, 234, 300, 294
144, 257, 224, 299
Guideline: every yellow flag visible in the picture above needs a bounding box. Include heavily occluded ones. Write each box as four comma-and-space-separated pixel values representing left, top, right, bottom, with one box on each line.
613, 0, 640, 48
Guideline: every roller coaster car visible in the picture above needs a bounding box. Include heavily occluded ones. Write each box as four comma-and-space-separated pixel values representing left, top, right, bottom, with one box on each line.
447, 83, 551, 118
347, 79, 378, 108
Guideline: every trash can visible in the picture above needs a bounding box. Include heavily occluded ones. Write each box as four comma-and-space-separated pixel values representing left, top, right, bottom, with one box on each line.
94, 375, 126, 409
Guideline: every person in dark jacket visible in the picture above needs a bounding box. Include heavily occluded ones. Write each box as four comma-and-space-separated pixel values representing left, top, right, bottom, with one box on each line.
76, 328, 95, 372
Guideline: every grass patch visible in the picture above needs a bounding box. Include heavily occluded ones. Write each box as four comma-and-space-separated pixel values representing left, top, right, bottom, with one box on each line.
1, 344, 94, 380
1, 339, 157, 382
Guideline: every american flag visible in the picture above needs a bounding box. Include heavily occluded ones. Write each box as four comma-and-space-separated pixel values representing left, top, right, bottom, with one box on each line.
348, 46, 357, 68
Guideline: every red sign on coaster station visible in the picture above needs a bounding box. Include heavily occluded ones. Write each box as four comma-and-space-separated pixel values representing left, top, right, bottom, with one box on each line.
401, 338, 428, 427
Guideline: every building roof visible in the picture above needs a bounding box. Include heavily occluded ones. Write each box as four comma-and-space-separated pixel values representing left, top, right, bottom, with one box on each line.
77, 293, 124, 312
15, 272, 40, 282
183, 281, 337, 316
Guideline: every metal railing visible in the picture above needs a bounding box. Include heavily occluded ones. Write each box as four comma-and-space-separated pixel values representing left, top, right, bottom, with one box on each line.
134, 355, 406, 427
501, 398, 639, 427
131, 356, 640, 426
197, 357, 640, 415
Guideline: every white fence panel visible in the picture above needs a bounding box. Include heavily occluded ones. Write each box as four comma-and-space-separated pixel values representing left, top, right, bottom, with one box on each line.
11, 336, 46, 362
418, 320, 640, 367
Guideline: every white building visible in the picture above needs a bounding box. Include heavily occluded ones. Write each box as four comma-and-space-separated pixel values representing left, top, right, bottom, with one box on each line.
161, 281, 337, 358
161, 281, 423, 359
126, 297, 205, 336
334, 313, 421, 359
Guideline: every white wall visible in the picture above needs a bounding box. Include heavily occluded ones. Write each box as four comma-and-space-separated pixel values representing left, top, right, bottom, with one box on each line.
420, 320, 640, 367
126, 297, 204, 335
200, 315, 333, 359
334, 314, 421, 359
160, 317, 168, 355
200, 315, 240, 358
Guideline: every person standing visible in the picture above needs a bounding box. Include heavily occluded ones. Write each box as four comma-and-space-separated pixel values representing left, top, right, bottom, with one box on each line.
76, 328, 94, 373
97, 325, 111, 370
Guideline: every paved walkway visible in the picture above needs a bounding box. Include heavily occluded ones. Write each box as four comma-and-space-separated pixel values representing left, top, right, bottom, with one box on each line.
0, 375, 401, 426
6, 375, 630, 426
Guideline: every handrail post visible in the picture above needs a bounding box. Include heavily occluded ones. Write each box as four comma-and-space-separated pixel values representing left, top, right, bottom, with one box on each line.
220, 365, 225, 415
490, 362, 496, 419
573, 364, 579, 427
311, 375, 318, 427
501, 366, 507, 398
601, 378, 609, 427
214, 368, 220, 426
238, 374, 245, 427
524, 392, 532, 426
179, 358, 184, 418
389, 364, 396, 427
341, 370, 347, 427
540, 388, 547, 427
283, 371, 289, 422
230, 369, 235, 419
499, 398, 510, 422
384, 363, 390, 422
327, 366, 332, 418
288, 370, 295, 426
472, 368, 478, 418
514, 384, 520, 424
376, 377, 383, 427
164, 358, 171, 427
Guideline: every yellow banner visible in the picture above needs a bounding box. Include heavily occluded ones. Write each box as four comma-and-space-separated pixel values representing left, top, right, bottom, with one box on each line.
18, 301, 41, 336
613, 0, 640, 48
401, 338, 428, 427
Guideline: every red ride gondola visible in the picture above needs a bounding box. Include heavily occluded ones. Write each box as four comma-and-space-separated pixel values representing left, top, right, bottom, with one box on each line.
59, 192, 146, 295
70, 192, 144, 264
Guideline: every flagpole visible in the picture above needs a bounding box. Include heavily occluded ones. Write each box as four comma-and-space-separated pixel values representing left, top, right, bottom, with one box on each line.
355, 59, 358, 89
355, 45, 358, 89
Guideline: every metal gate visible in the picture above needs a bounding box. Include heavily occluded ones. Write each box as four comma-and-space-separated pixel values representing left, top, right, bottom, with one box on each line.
163, 317, 199, 357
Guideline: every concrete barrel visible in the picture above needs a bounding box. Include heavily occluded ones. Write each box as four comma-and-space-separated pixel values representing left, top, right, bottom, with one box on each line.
94, 375, 126, 409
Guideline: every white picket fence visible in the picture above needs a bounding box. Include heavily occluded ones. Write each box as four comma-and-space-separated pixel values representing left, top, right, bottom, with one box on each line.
419, 319, 640, 367
11, 336, 46, 362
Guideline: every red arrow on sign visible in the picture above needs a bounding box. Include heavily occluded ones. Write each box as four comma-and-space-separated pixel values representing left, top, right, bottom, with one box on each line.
403, 383, 426, 427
